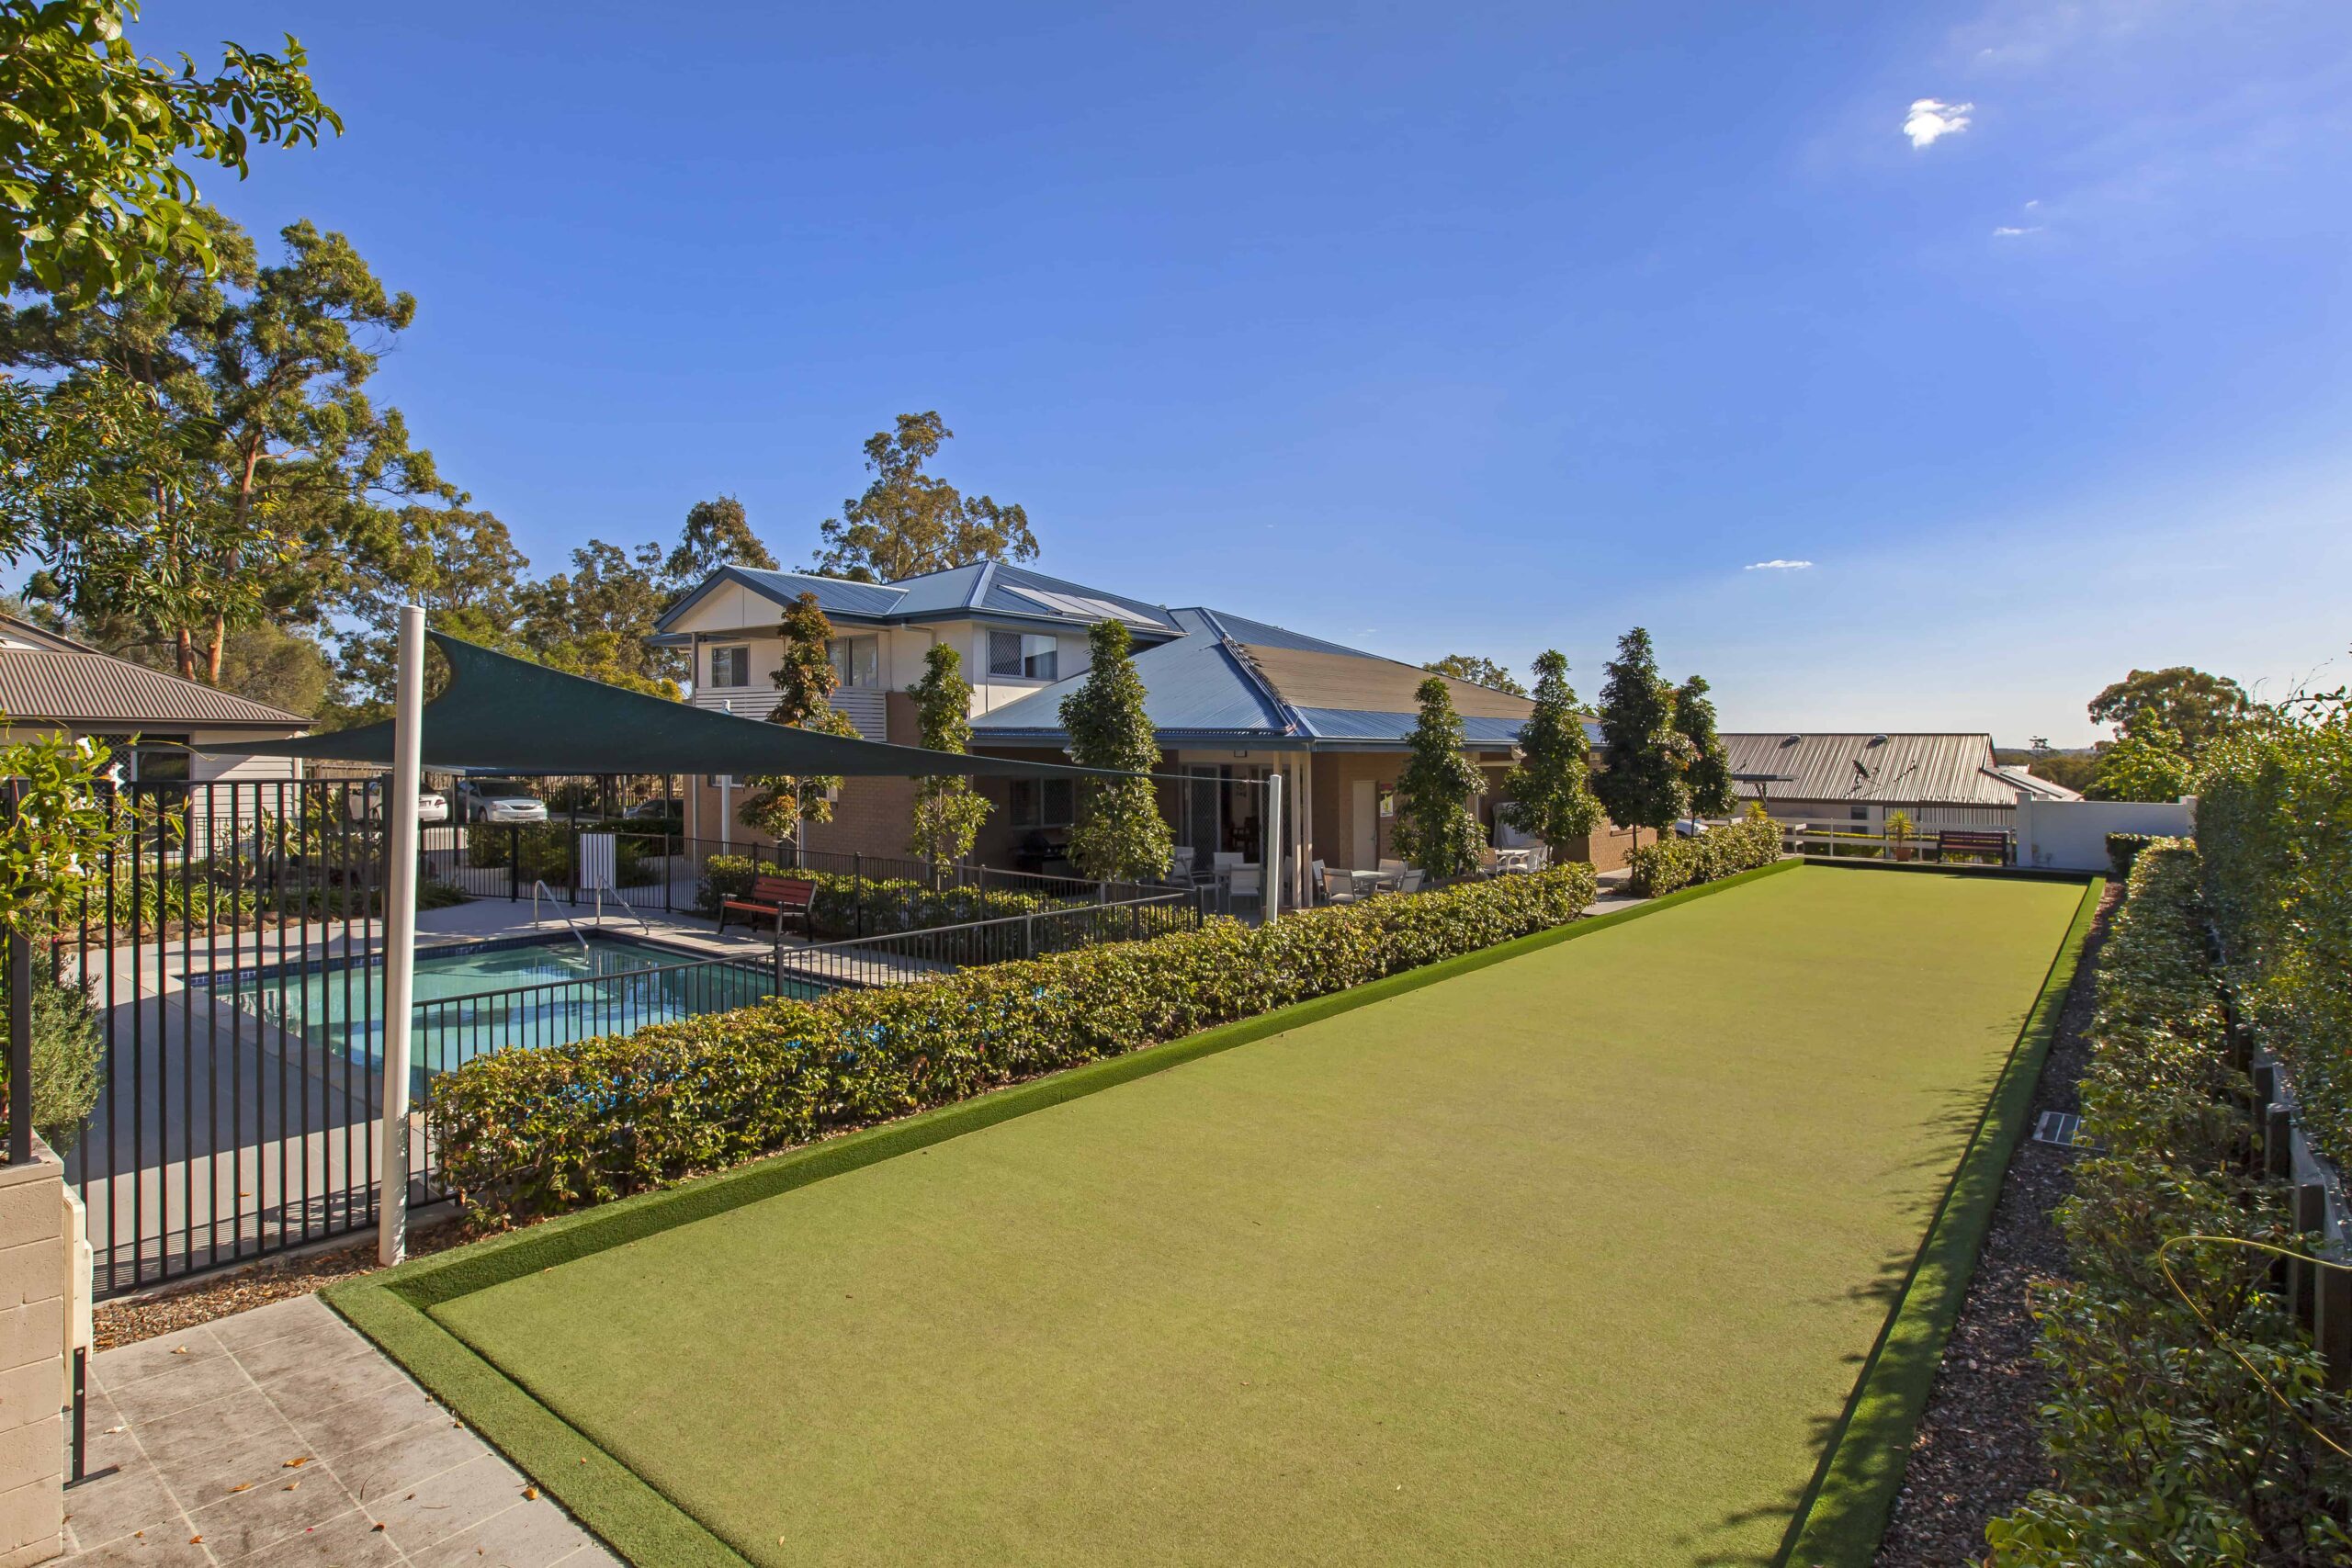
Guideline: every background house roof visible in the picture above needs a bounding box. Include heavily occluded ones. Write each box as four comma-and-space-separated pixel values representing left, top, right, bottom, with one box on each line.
656, 561, 1178, 636
1719, 732, 2067, 807
0, 619, 308, 729
972, 610, 1544, 750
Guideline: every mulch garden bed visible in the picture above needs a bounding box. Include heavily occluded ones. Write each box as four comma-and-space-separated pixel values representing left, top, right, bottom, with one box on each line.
93, 1216, 472, 1351
1873, 885, 2119, 1566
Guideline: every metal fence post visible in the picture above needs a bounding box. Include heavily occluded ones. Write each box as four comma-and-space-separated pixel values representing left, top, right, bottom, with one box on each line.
854, 852, 865, 939
507, 824, 520, 902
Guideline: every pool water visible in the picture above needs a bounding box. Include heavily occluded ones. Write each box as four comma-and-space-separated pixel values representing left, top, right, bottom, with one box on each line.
210, 933, 808, 1072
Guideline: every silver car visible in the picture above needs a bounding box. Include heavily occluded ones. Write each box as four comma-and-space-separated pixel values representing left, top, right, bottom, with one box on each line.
457, 779, 549, 823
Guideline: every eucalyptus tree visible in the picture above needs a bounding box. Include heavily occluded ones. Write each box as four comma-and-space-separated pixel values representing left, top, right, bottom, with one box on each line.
1423, 653, 1526, 696
0, 0, 339, 303
1499, 650, 1601, 859
811, 412, 1038, 583
666, 493, 775, 584
1061, 620, 1170, 883
1, 211, 451, 681
1392, 677, 1487, 878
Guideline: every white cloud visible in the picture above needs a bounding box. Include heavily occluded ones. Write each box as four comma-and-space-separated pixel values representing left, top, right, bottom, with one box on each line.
1904, 98, 1974, 148
1992, 224, 2043, 236
1744, 558, 1815, 571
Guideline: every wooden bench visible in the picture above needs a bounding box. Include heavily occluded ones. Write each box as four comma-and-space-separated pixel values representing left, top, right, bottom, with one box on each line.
1936, 829, 2012, 866
718, 874, 817, 939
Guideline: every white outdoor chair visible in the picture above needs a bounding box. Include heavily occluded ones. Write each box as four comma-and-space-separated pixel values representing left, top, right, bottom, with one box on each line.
1396, 868, 1427, 894
1377, 858, 1405, 875
1170, 845, 1195, 879
1213, 852, 1244, 872
1226, 863, 1261, 913
1319, 865, 1358, 906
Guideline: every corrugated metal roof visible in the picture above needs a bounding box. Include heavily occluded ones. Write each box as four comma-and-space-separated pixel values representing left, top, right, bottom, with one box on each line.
978, 564, 1175, 632
0, 649, 307, 728
1244, 644, 1536, 723
1291, 708, 1528, 745
1168, 607, 1374, 656
1720, 732, 2030, 807
883, 562, 990, 615
729, 568, 910, 619
972, 635, 1289, 737
1990, 764, 2083, 802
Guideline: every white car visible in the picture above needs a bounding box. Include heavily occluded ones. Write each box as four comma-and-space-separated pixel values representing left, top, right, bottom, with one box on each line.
345, 783, 450, 824
457, 780, 549, 824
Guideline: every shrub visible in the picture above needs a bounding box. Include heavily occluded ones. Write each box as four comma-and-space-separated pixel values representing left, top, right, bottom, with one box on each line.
0, 974, 103, 1154
2103, 830, 2161, 882
2196, 715, 2352, 1172
1624, 815, 1779, 897
435, 862, 1599, 1223
694, 855, 1054, 940
1985, 843, 2352, 1563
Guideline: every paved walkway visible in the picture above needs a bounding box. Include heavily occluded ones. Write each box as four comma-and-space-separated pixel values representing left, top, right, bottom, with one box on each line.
59, 1296, 618, 1567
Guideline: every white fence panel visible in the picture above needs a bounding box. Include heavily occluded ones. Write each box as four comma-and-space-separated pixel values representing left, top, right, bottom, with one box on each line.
2016, 795, 2196, 872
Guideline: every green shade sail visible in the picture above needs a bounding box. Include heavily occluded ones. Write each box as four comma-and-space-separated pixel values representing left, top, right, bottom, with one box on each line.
203, 631, 1117, 779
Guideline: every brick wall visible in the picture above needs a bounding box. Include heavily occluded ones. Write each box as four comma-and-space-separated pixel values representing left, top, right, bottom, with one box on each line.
0, 1140, 65, 1568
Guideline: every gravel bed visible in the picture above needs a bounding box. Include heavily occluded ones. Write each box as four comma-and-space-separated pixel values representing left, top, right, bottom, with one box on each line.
1873, 886, 2118, 1567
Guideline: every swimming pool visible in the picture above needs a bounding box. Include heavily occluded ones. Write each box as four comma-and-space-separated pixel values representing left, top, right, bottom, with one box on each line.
198, 932, 818, 1072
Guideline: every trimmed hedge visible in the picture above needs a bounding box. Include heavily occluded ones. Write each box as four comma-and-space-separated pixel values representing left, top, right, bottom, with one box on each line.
2103, 830, 2163, 882
1624, 814, 1780, 897
694, 854, 1057, 940
1985, 843, 2352, 1563
2197, 716, 2352, 1174
435, 862, 1598, 1224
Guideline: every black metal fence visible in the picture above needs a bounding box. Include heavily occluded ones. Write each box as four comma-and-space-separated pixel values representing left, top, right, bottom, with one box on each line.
48, 775, 1212, 1298
777, 890, 1208, 989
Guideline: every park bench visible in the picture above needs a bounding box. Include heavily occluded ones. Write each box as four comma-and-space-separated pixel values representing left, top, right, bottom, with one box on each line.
718, 874, 817, 940
1936, 829, 2011, 866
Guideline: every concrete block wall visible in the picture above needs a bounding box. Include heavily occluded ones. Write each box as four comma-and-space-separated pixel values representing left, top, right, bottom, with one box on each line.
0, 1137, 65, 1568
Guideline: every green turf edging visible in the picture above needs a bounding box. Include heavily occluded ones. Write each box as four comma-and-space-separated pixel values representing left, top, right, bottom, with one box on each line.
324, 1273, 752, 1566
1777, 873, 2105, 1567
366, 858, 1801, 1312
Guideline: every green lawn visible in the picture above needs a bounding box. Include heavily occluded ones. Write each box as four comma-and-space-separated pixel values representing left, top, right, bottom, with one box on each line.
394, 867, 2088, 1565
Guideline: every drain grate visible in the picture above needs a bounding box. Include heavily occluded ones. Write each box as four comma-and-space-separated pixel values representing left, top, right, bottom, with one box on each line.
2032, 1111, 2101, 1151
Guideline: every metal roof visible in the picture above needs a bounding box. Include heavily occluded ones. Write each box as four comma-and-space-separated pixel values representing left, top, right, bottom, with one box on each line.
1720, 732, 2047, 807
655, 560, 1177, 636
972, 618, 1549, 751
0, 648, 307, 728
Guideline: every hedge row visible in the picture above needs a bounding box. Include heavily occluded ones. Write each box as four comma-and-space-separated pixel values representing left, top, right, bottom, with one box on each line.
2197, 716, 2352, 1174
2103, 830, 2164, 882
694, 855, 1061, 940
1624, 815, 1780, 897
1985, 843, 2352, 1563
435, 862, 1599, 1224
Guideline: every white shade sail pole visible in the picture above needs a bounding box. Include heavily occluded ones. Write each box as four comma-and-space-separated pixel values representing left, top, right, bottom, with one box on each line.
1263, 771, 1283, 923
378, 604, 425, 1267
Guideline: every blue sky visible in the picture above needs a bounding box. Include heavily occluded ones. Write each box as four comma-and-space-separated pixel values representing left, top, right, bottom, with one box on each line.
148, 1, 2352, 743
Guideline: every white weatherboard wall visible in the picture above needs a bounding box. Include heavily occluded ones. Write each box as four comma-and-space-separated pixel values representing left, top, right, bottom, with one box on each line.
2017, 796, 2196, 872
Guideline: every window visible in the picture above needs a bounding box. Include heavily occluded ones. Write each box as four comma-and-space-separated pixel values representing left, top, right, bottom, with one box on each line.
1849, 805, 1869, 821
827, 636, 880, 690
1008, 777, 1076, 828
708, 646, 751, 687
988, 630, 1059, 681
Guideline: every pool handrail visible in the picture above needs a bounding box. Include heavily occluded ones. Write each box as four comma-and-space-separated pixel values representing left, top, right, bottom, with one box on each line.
530, 880, 592, 953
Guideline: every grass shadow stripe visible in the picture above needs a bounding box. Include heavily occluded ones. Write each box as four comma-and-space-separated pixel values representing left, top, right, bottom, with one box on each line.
1775, 871, 2104, 1566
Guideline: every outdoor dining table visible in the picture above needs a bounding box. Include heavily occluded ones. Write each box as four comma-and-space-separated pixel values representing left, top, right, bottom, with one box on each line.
1492, 848, 1537, 874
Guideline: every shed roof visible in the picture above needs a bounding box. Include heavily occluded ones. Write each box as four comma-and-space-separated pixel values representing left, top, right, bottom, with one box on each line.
1720, 732, 2054, 807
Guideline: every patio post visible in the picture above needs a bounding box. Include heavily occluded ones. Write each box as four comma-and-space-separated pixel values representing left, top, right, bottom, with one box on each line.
1264, 772, 1283, 923
378, 603, 424, 1267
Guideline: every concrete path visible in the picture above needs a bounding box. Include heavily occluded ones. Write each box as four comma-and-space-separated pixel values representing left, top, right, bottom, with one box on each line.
58, 1296, 618, 1568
